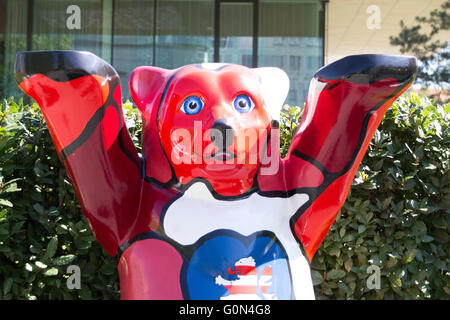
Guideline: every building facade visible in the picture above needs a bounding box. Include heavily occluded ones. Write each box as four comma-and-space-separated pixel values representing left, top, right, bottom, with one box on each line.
0, 0, 325, 105
324, 0, 449, 65
2, 0, 447, 104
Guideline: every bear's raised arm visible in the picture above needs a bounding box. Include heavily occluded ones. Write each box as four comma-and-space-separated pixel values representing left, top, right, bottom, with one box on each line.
267, 54, 417, 261
15, 51, 143, 256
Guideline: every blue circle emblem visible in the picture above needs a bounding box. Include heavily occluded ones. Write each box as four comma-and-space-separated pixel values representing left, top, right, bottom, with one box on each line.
184, 231, 292, 300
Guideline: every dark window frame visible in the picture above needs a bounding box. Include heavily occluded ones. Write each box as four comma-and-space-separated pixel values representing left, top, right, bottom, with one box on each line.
22, 0, 325, 68
26, 0, 34, 51
20, 0, 325, 69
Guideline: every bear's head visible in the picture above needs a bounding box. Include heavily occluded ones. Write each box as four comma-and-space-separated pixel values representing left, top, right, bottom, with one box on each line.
129, 63, 288, 197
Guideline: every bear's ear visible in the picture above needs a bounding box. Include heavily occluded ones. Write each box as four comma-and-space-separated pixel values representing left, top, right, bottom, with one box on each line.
129, 66, 171, 113
252, 67, 289, 122
129, 66, 175, 185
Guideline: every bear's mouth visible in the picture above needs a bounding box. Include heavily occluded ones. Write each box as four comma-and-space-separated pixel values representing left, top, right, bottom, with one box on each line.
204, 150, 237, 161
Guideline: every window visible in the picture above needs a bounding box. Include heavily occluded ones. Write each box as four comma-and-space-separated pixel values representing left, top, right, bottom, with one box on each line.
0, 0, 323, 102
156, 0, 214, 69
290, 56, 301, 73
218, 1, 254, 66
272, 55, 284, 69
258, 0, 323, 106
113, 0, 155, 98
1, 0, 104, 99
242, 54, 252, 67
2, 0, 28, 99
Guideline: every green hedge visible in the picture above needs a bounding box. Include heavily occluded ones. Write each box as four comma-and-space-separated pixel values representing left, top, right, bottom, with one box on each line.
0, 94, 448, 300
281, 94, 449, 299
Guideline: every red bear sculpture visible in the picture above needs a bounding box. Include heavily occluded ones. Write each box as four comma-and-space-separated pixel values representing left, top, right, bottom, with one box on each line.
15, 51, 416, 299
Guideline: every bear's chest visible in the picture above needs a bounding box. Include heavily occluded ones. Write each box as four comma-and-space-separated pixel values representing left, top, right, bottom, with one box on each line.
163, 182, 308, 246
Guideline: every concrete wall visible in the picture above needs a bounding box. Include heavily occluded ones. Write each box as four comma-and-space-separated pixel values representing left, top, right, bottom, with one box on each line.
324, 0, 449, 63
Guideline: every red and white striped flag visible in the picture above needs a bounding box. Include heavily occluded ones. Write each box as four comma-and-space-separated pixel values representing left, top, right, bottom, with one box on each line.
215, 257, 275, 300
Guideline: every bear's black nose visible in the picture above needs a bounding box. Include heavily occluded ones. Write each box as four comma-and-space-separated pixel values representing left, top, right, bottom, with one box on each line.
211, 119, 234, 148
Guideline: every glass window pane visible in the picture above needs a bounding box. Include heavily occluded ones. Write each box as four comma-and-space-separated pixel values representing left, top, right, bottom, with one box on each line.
113, 0, 155, 99
32, 0, 103, 56
1, 0, 108, 99
156, 0, 214, 69
1, 0, 28, 99
258, 0, 323, 106
219, 2, 253, 67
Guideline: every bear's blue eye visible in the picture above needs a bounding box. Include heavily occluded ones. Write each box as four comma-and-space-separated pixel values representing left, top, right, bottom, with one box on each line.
181, 96, 204, 115
233, 94, 254, 113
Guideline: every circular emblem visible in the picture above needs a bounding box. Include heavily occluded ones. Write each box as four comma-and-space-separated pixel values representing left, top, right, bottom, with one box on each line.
183, 230, 292, 300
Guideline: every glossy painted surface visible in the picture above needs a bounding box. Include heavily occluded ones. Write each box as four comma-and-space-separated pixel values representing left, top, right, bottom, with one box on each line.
15, 51, 416, 299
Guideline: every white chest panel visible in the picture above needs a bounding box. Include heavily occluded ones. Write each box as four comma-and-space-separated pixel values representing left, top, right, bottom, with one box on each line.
163, 182, 315, 300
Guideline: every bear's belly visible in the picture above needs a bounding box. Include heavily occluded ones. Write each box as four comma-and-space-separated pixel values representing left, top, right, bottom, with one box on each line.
184, 230, 293, 299
160, 182, 315, 300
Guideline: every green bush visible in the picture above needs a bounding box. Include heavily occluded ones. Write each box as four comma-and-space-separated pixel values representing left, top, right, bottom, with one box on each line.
0, 98, 121, 300
0, 94, 448, 300
281, 95, 449, 300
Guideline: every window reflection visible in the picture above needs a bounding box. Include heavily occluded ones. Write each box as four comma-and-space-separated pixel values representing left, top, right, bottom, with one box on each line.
258, 0, 323, 106
0, 0, 323, 106
156, 0, 214, 69
113, 0, 155, 98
